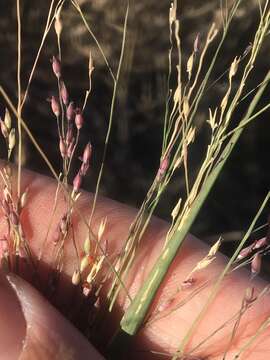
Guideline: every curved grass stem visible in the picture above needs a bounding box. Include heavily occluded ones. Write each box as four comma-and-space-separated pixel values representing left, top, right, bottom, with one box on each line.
88, 1, 129, 227
16, 0, 22, 199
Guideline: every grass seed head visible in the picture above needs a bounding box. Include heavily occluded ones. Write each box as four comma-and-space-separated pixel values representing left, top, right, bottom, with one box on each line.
171, 198, 182, 220
157, 156, 169, 180
73, 171, 82, 192
3, 186, 11, 203
51, 56, 61, 79
0, 119, 8, 139
251, 253, 262, 276
208, 107, 218, 131
244, 287, 256, 305
82, 142, 92, 164
80, 162, 89, 176
80, 143, 92, 175
50, 96, 60, 117
88, 50, 94, 78
75, 108, 84, 130
183, 97, 190, 119
19, 188, 28, 210
237, 244, 254, 260
229, 56, 239, 80
72, 269, 81, 286
254, 237, 267, 249
187, 53, 194, 81
87, 256, 105, 283
59, 137, 67, 158
67, 139, 75, 158
54, 7, 63, 39
60, 80, 69, 106
80, 254, 89, 272
208, 238, 221, 257
98, 218, 107, 241
83, 235, 91, 255
66, 102, 75, 121
8, 128, 16, 157
66, 127, 73, 145
193, 33, 200, 53
169, 1, 177, 26
4, 108, 11, 131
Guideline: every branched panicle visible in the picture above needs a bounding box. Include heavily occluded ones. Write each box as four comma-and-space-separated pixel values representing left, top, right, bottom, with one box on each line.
46, 52, 109, 308
2, 1, 270, 358
116, 3, 270, 359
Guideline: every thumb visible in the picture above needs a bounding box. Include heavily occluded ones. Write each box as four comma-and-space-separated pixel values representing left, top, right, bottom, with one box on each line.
0, 271, 103, 360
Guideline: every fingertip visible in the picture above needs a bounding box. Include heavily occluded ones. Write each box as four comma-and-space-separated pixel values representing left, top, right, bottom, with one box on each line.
0, 272, 26, 360
6, 273, 104, 360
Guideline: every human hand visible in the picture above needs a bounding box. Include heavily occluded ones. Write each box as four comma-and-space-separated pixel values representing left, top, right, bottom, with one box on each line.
0, 168, 270, 360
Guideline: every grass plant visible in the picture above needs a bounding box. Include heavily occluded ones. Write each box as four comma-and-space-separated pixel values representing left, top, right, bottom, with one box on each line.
1, 0, 270, 359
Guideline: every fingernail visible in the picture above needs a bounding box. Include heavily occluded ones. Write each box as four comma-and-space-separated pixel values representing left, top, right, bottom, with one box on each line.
0, 272, 26, 359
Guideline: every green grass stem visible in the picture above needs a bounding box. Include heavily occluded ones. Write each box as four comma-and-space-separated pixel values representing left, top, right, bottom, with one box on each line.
119, 69, 270, 336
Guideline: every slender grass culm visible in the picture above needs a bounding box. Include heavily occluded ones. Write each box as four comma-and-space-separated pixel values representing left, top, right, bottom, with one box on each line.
1, 1, 270, 359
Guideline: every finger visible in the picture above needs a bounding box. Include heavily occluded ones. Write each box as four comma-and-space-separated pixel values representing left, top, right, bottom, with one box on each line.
1, 167, 270, 359
0, 271, 103, 360
0, 272, 25, 359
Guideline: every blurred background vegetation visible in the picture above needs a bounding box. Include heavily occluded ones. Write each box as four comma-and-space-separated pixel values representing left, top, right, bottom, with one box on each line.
0, 0, 269, 254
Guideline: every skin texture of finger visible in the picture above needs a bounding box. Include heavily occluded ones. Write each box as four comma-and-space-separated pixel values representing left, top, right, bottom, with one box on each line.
0, 273, 26, 360
4, 273, 104, 360
1, 166, 270, 359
